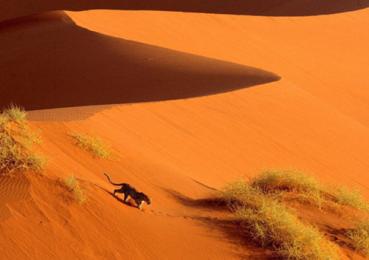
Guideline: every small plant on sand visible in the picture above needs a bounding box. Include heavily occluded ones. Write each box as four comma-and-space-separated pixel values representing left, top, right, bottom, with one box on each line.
250, 170, 324, 208
222, 180, 262, 206
347, 221, 369, 256
235, 199, 339, 259
335, 187, 369, 211
222, 178, 339, 259
251, 170, 321, 194
0, 106, 45, 174
70, 133, 111, 159
64, 175, 86, 204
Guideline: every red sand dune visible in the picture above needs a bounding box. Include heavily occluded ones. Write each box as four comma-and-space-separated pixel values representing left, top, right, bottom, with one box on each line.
1, 1, 369, 259
2, 0, 369, 22
0, 12, 279, 110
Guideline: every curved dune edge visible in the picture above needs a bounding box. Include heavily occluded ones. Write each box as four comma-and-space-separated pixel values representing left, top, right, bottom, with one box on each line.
1, 0, 369, 22
0, 12, 279, 111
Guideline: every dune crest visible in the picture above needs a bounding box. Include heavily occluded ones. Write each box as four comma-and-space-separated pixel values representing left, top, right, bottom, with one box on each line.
0, 12, 279, 111
2, 0, 369, 22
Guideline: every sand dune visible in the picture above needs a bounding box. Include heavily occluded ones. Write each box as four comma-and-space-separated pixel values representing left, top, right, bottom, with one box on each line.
2, 0, 369, 22
0, 12, 279, 110
1, 1, 369, 259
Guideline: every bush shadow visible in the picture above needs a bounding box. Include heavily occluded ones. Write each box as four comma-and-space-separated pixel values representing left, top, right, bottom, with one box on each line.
164, 188, 276, 259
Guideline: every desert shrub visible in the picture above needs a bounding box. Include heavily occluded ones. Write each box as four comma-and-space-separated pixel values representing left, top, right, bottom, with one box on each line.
70, 133, 111, 159
64, 175, 86, 204
250, 170, 328, 209
222, 180, 277, 210
235, 199, 339, 259
251, 170, 321, 194
347, 221, 369, 256
222, 179, 339, 259
0, 106, 45, 174
335, 187, 369, 211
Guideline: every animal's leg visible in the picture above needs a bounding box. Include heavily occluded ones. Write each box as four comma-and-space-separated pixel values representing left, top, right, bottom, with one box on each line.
137, 201, 143, 209
124, 192, 129, 203
113, 189, 120, 196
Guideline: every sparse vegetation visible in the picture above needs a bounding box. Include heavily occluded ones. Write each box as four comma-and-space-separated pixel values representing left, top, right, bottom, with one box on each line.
222, 179, 339, 259
251, 170, 321, 194
70, 133, 111, 159
249, 170, 326, 209
347, 221, 369, 256
0, 106, 45, 174
335, 187, 369, 211
64, 175, 86, 204
235, 199, 339, 259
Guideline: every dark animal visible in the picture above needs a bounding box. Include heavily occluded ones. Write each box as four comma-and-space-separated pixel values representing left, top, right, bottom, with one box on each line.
104, 173, 151, 209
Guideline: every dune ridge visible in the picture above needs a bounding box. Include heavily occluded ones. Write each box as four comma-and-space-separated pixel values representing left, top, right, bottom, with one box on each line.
0, 12, 279, 110
2, 0, 369, 23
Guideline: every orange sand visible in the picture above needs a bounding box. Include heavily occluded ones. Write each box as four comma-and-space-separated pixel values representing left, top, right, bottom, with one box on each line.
1, 2, 369, 259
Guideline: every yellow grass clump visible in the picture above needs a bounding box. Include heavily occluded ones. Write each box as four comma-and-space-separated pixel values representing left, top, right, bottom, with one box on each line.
347, 221, 369, 256
235, 200, 339, 259
64, 175, 86, 204
251, 170, 321, 194
70, 133, 111, 159
222, 176, 340, 259
335, 187, 369, 211
0, 106, 45, 174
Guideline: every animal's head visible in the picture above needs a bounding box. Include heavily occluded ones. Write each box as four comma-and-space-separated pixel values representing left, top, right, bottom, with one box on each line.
141, 193, 151, 205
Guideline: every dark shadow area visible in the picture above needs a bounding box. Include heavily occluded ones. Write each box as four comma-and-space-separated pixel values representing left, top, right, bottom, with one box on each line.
71, 0, 369, 16
320, 224, 357, 253
164, 188, 276, 259
2, 0, 369, 22
163, 188, 229, 212
0, 12, 279, 113
196, 216, 279, 260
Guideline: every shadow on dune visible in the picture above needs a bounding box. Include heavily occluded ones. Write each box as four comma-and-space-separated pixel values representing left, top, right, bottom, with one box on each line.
164, 189, 274, 259
70, 0, 369, 16
2, 0, 369, 22
0, 12, 279, 112
163, 188, 229, 212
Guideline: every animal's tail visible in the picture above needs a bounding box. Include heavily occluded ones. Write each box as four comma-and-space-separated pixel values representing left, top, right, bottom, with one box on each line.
104, 173, 125, 186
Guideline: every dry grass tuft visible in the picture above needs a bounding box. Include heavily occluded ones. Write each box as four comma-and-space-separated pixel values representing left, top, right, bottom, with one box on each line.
70, 133, 111, 159
64, 175, 86, 204
0, 106, 45, 174
222, 179, 339, 259
347, 221, 369, 256
250, 170, 326, 209
251, 170, 321, 194
235, 200, 339, 259
335, 187, 369, 211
